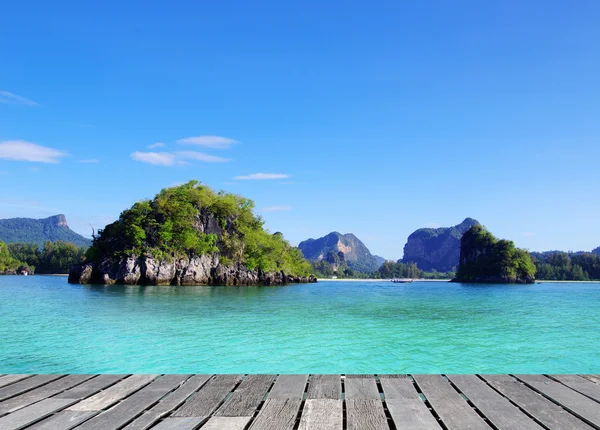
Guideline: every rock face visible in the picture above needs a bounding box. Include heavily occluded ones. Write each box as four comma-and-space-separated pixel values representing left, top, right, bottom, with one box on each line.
0, 214, 92, 248
402, 218, 480, 272
69, 255, 317, 286
298, 232, 382, 273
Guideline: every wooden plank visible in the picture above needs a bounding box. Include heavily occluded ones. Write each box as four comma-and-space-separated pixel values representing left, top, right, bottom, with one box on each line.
0, 375, 64, 403
27, 410, 97, 430
151, 417, 205, 429
345, 375, 380, 399
214, 374, 275, 417
0, 374, 94, 415
268, 374, 307, 399
481, 374, 594, 430
516, 374, 600, 427
413, 375, 489, 430
0, 398, 74, 430
581, 375, 600, 385
54, 374, 126, 400
306, 375, 341, 399
0, 376, 31, 389
447, 374, 543, 430
74, 374, 189, 430
298, 399, 342, 430
249, 398, 302, 430
123, 374, 211, 430
67, 374, 158, 411
173, 374, 242, 417
550, 374, 600, 402
346, 399, 388, 430
380, 376, 441, 430
201, 416, 253, 430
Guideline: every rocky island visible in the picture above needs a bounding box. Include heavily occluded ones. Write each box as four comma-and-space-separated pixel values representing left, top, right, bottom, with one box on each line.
69, 181, 316, 286
453, 225, 536, 284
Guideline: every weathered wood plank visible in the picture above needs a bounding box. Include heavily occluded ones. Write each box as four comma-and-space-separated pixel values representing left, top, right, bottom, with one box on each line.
123, 374, 211, 430
0, 376, 31, 390
173, 374, 242, 417
581, 375, 600, 385
550, 374, 600, 402
346, 399, 388, 430
249, 398, 302, 430
0, 375, 64, 403
54, 374, 127, 400
268, 374, 307, 399
27, 410, 97, 430
67, 374, 158, 411
74, 374, 189, 430
413, 375, 489, 430
214, 374, 275, 417
447, 374, 543, 430
201, 416, 253, 430
515, 374, 600, 427
0, 374, 94, 415
298, 399, 342, 430
380, 376, 441, 430
0, 398, 74, 430
345, 375, 380, 400
481, 374, 594, 430
151, 417, 205, 430
306, 375, 341, 399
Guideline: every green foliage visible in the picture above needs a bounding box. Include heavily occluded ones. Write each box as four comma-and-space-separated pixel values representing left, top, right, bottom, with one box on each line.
7, 241, 87, 274
0, 215, 91, 248
531, 251, 600, 281
0, 241, 26, 273
86, 180, 312, 277
455, 226, 536, 283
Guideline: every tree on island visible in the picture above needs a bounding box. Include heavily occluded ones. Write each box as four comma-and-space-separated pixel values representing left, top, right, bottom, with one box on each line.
453, 225, 536, 284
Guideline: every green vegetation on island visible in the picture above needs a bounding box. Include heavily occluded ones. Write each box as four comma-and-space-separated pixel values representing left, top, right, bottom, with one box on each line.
454, 225, 536, 283
0, 215, 91, 248
531, 251, 600, 281
0, 241, 27, 274
7, 241, 87, 274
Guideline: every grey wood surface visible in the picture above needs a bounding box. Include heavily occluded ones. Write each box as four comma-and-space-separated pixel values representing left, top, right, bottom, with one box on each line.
306, 375, 341, 399
54, 375, 127, 400
0, 398, 75, 430
172, 374, 242, 417
268, 374, 307, 399
150, 417, 205, 430
481, 374, 594, 430
298, 399, 343, 430
214, 374, 275, 417
74, 375, 189, 430
515, 374, 600, 427
123, 374, 211, 430
28, 410, 97, 430
0, 375, 64, 403
550, 374, 600, 402
447, 374, 543, 430
581, 375, 600, 385
380, 376, 441, 430
413, 375, 489, 430
346, 399, 389, 430
0, 375, 31, 390
201, 416, 253, 429
345, 375, 380, 400
248, 398, 302, 430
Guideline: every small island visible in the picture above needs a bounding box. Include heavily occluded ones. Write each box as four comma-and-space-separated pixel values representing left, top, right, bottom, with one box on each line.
452, 225, 536, 284
69, 181, 316, 286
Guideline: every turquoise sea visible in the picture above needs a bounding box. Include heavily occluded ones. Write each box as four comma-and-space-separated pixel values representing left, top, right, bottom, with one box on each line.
1, 276, 599, 374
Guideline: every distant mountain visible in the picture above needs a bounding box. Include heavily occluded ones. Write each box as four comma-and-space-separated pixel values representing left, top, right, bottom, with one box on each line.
374, 255, 386, 267
402, 217, 480, 272
298, 232, 382, 273
593, 247, 600, 256
0, 215, 92, 248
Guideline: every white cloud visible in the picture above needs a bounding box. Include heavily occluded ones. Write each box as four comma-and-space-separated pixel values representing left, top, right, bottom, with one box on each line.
130, 151, 177, 166
262, 206, 292, 212
233, 173, 290, 180
0, 140, 67, 163
148, 142, 165, 149
177, 136, 238, 149
176, 151, 231, 163
0, 91, 39, 106
78, 159, 99, 163
523, 232, 536, 237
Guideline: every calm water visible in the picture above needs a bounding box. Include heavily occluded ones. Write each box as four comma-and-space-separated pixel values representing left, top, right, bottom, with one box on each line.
1, 276, 599, 374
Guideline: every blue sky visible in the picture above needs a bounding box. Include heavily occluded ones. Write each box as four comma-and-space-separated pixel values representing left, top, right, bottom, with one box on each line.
1, 0, 599, 259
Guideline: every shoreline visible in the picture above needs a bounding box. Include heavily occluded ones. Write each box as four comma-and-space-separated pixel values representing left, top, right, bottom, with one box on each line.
317, 278, 451, 282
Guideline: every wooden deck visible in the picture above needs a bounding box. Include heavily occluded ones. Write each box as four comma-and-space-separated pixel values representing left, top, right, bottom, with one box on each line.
0, 374, 599, 429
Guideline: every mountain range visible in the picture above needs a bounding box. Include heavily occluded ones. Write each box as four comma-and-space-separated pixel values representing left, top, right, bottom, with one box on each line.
0, 215, 92, 248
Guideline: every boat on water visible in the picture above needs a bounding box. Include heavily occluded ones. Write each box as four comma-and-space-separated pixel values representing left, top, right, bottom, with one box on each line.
391, 278, 414, 283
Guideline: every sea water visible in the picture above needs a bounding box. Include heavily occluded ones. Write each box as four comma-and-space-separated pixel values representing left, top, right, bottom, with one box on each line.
1, 276, 599, 374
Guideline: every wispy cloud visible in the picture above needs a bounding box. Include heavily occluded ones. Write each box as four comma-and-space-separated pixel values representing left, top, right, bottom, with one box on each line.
131, 151, 177, 166
262, 205, 292, 212
234, 173, 290, 180
78, 159, 99, 163
177, 136, 238, 149
0, 91, 39, 106
176, 151, 231, 163
148, 142, 165, 149
0, 140, 67, 163
523, 232, 536, 237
